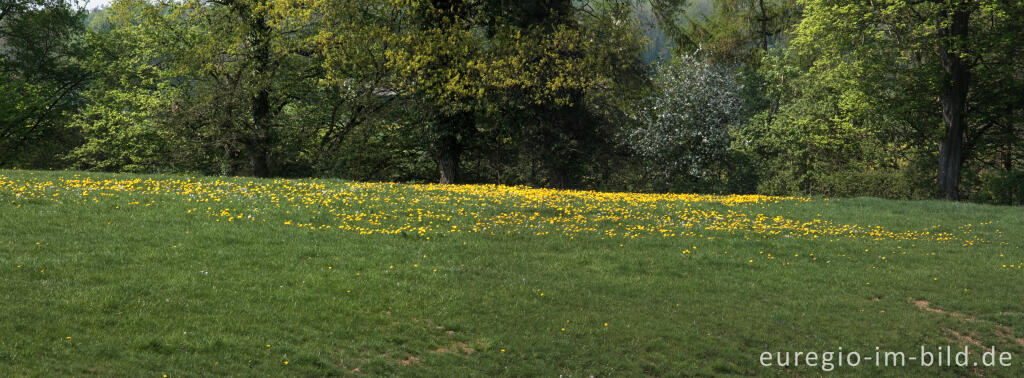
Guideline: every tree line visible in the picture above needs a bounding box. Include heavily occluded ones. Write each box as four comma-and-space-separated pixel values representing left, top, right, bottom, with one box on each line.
1, 0, 1021, 203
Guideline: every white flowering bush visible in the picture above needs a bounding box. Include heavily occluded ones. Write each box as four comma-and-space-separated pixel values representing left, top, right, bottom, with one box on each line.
627, 54, 745, 190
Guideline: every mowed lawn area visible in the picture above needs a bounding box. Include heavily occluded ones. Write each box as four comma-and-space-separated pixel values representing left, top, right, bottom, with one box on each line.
1, 169, 1023, 376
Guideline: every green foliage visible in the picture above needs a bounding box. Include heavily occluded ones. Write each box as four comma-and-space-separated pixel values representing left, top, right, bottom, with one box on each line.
72, 0, 327, 176
65, 0, 650, 187
811, 169, 930, 200
70, 12, 183, 172
2, 0, 1020, 203
350, 0, 649, 187
750, 0, 1023, 199
69, 89, 171, 172
0, 0, 87, 167
310, 0, 406, 173
479, 1, 647, 188
973, 170, 1024, 206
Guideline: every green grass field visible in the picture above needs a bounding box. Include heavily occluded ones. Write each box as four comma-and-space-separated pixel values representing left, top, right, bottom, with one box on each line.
2, 169, 1023, 376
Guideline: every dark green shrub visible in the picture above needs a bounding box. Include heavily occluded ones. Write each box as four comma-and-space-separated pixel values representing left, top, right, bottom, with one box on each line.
974, 170, 1024, 206
811, 169, 930, 200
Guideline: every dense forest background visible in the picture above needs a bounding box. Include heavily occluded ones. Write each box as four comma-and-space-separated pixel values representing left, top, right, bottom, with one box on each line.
1, 0, 1021, 203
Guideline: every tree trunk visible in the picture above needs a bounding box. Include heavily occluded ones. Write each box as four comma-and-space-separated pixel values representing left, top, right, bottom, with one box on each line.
757, 0, 770, 52
936, 5, 971, 201
436, 113, 468, 184
438, 142, 459, 184
246, 141, 269, 178
247, 13, 273, 178
247, 87, 273, 178
536, 104, 586, 190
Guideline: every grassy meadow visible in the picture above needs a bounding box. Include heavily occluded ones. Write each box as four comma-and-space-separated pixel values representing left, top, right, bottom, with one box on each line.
1, 169, 1023, 376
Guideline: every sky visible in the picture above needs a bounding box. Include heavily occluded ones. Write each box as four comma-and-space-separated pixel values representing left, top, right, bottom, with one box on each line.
83, 0, 111, 10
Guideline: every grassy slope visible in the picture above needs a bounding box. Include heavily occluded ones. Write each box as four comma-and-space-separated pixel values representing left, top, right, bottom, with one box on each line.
1, 169, 1023, 376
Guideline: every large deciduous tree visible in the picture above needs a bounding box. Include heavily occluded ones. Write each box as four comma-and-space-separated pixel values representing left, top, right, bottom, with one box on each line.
312, 0, 405, 172
75, 0, 321, 176
478, 0, 645, 188
753, 0, 1023, 199
0, 0, 86, 167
